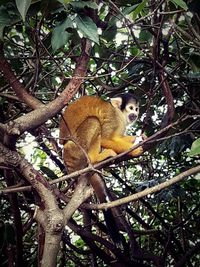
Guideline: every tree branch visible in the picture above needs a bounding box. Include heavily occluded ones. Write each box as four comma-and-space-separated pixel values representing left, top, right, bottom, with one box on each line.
88, 165, 200, 210
63, 174, 93, 225
159, 68, 175, 127
0, 141, 64, 267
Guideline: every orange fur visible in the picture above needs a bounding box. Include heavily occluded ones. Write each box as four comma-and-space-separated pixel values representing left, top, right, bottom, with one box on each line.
60, 95, 143, 172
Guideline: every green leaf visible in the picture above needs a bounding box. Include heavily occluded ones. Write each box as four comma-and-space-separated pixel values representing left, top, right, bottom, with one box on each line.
58, 0, 72, 4
40, 166, 58, 180
51, 18, 73, 51
0, 5, 21, 39
70, 1, 98, 9
0, 6, 11, 39
122, 4, 138, 16
170, 0, 188, 11
57, 0, 72, 8
0, 6, 11, 26
188, 138, 200, 157
15, 0, 31, 21
132, 0, 148, 21
139, 29, 152, 42
102, 23, 117, 42
75, 15, 99, 44
0, 26, 4, 40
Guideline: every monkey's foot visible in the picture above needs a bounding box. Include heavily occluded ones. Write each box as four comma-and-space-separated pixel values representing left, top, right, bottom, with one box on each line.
129, 146, 143, 157
89, 149, 117, 163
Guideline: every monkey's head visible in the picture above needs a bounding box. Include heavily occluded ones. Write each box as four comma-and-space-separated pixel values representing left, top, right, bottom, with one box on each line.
110, 93, 139, 126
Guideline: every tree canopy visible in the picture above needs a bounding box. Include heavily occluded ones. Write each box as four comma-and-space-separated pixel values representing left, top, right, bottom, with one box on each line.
0, 0, 200, 267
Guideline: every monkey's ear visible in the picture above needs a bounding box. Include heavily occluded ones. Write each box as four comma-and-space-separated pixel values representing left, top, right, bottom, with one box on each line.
110, 97, 122, 109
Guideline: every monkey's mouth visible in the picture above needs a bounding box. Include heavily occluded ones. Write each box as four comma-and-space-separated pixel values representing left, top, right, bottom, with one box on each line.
129, 114, 137, 122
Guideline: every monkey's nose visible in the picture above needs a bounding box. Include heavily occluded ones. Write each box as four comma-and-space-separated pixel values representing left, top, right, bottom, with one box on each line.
129, 114, 137, 122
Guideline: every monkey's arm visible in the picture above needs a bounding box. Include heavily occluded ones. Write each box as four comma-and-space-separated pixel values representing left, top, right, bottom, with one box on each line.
101, 136, 143, 157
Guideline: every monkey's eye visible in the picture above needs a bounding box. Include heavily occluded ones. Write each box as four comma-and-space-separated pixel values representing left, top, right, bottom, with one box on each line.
135, 107, 138, 112
129, 106, 134, 110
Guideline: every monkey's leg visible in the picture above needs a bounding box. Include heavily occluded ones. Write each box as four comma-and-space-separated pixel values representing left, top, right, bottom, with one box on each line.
62, 118, 101, 172
74, 117, 116, 164
101, 136, 143, 157
63, 141, 88, 173
88, 135, 117, 164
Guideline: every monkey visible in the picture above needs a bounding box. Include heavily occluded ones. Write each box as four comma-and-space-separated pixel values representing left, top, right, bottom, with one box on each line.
60, 94, 143, 169
59, 93, 143, 243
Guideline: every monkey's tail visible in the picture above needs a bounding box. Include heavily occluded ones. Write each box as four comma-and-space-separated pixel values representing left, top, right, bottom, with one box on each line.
103, 209, 121, 244
89, 173, 121, 244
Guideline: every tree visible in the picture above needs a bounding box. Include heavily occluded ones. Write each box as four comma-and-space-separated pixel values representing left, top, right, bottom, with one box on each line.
0, 0, 200, 266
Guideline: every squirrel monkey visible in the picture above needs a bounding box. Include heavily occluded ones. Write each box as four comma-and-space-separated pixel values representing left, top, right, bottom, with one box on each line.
59, 94, 143, 243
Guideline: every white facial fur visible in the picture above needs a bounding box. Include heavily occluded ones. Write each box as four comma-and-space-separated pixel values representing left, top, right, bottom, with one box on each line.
110, 96, 139, 126
123, 101, 139, 125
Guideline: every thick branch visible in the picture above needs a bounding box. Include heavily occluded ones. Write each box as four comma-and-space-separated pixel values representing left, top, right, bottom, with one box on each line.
0, 141, 64, 267
63, 174, 92, 225
0, 142, 62, 220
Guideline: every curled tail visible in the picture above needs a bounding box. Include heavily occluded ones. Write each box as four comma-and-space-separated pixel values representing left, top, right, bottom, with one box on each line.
90, 173, 121, 244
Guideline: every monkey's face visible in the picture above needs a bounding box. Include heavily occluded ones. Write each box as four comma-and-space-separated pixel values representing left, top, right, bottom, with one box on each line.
123, 100, 139, 125
110, 94, 140, 126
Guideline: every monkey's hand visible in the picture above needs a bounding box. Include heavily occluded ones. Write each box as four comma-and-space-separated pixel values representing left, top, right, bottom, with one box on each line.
129, 134, 147, 157
101, 136, 144, 158
129, 146, 143, 157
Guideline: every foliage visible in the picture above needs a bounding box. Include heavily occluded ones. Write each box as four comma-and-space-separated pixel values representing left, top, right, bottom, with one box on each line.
0, 0, 200, 267
189, 138, 200, 157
